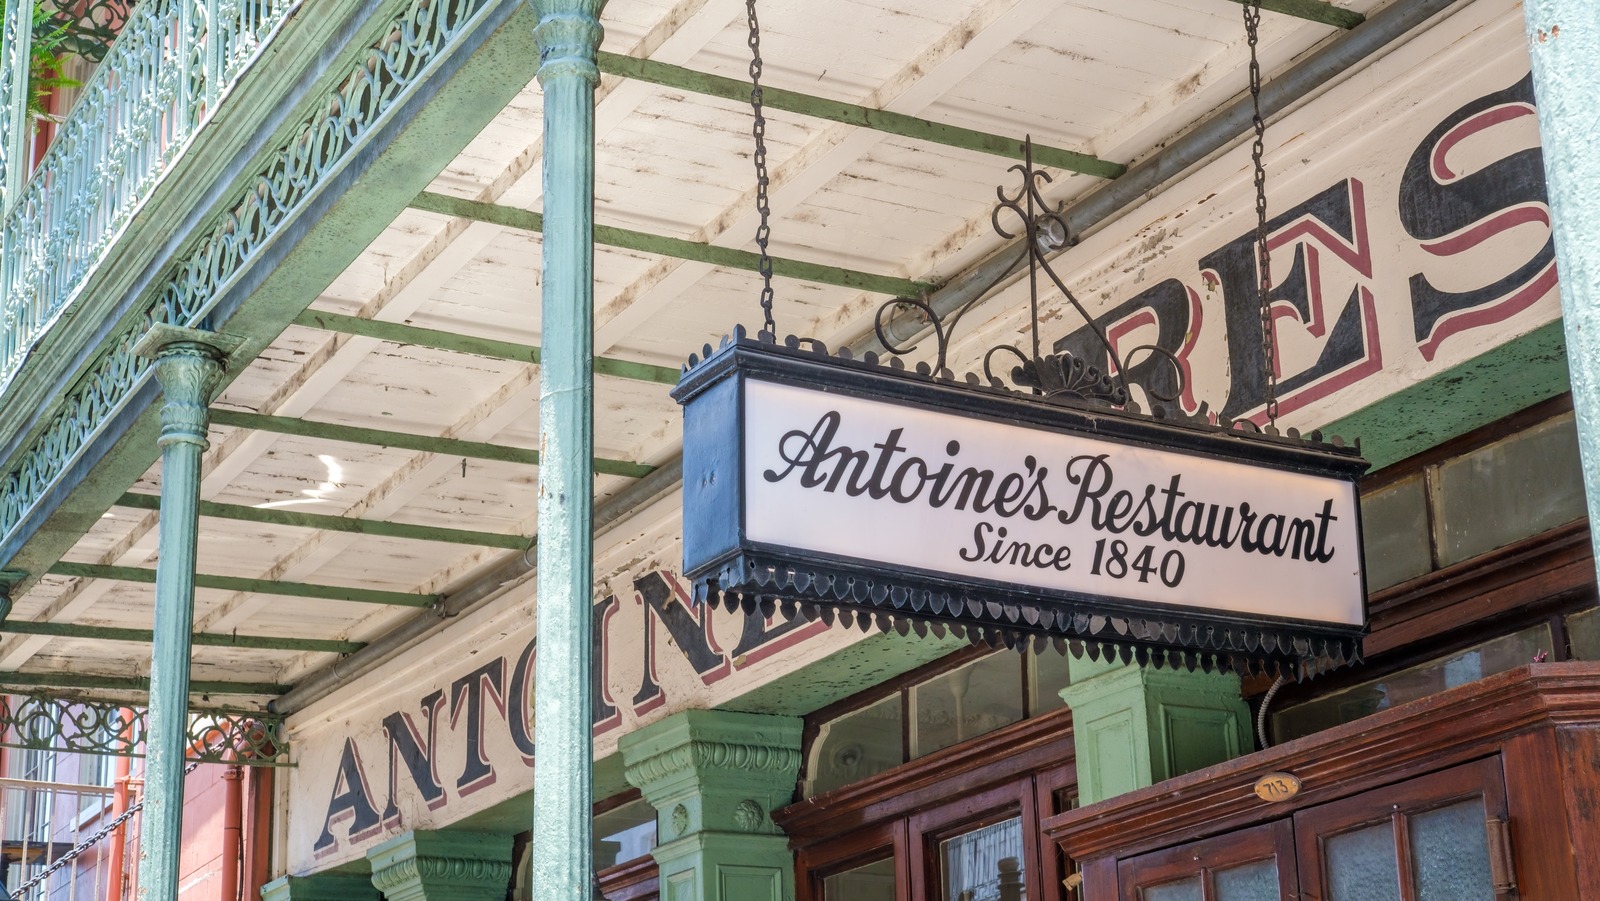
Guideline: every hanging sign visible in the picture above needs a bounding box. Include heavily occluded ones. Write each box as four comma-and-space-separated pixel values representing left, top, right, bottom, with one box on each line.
674, 333, 1369, 672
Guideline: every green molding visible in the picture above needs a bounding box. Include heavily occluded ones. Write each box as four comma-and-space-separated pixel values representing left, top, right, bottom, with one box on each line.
366, 830, 514, 901
115, 492, 530, 551
291, 309, 683, 385
210, 409, 654, 478
622, 710, 803, 901
50, 561, 437, 608
1320, 321, 1570, 471
1061, 659, 1251, 806
263, 874, 381, 901
2, 619, 364, 654
410, 191, 937, 298
0, 671, 287, 695
594, 53, 1125, 180
1222, 0, 1365, 29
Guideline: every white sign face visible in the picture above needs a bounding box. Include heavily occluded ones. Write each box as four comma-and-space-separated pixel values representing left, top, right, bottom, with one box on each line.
745, 379, 1363, 626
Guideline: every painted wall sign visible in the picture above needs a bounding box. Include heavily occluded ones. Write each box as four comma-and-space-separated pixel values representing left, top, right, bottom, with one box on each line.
675, 337, 1367, 669
291, 567, 839, 869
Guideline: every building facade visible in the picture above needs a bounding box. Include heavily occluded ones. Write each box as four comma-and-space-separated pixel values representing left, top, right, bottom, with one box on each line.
0, 0, 1596, 899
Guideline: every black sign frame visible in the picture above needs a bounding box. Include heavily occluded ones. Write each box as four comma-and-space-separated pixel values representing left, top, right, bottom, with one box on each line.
674, 331, 1370, 676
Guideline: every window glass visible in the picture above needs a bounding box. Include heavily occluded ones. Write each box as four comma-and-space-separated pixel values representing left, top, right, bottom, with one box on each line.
939, 817, 1025, 901
1325, 822, 1401, 901
1433, 413, 1585, 566
1027, 644, 1072, 715
1273, 623, 1551, 741
593, 797, 656, 870
1142, 877, 1201, 901
1360, 476, 1431, 590
822, 856, 895, 900
1213, 859, 1279, 901
1409, 799, 1493, 901
806, 693, 904, 797
1566, 606, 1600, 660
912, 654, 1024, 757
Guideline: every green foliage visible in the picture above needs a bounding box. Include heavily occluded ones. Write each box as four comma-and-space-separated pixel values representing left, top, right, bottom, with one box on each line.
4, 0, 125, 123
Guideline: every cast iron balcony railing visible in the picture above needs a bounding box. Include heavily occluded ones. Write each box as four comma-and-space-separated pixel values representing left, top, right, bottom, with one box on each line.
0, 0, 296, 391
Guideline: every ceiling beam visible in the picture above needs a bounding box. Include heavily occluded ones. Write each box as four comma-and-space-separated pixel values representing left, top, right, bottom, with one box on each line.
292, 310, 682, 385
1, 619, 365, 654
0, 672, 287, 695
594, 52, 1127, 180
210, 409, 655, 479
1227, 0, 1365, 29
114, 493, 530, 551
409, 191, 936, 298
49, 561, 438, 608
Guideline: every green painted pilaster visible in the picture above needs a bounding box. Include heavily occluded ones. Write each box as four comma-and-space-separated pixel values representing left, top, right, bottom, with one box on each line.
1061, 659, 1251, 805
621, 710, 803, 901
132, 324, 239, 901
367, 830, 514, 901
1524, 0, 1600, 573
527, 1, 606, 898
261, 874, 381, 901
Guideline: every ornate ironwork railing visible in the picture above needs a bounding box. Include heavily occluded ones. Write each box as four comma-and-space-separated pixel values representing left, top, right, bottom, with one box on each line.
0, 693, 289, 765
0, 0, 297, 390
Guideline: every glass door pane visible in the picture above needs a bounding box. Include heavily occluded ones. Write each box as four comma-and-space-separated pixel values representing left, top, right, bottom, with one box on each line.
1213, 858, 1280, 901
823, 856, 896, 901
1141, 877, 1201, 901
1410, 799, 1494, 901
1325, 821, 1402, 901
939, 816, 1026, 900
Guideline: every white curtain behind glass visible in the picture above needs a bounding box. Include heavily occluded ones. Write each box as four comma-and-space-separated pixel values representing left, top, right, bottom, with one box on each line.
942, 817, 1025, 901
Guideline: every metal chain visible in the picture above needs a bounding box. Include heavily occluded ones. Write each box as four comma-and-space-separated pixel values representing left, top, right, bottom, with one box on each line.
13, 759, 201, 898
746, 0, 776, 339
1245, 0, 1278, 426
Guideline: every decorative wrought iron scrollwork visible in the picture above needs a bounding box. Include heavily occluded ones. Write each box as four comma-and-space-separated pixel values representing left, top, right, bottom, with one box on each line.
874, 137, 1190, 415
0, 693, 289, 765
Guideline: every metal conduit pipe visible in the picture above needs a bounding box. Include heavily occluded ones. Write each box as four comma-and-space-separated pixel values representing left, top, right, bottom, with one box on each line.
269, 457, 684, 715
271, 0, 1461, 718
858, 0, 1469, 356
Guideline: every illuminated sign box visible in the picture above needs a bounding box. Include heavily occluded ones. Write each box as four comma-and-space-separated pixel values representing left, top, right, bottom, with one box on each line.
675, 333, 1369, 673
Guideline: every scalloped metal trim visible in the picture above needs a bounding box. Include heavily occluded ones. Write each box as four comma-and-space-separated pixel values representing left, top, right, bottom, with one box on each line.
689, 553, 1362, 680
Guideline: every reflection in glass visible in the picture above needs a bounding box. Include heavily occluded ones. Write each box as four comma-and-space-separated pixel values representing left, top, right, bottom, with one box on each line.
941, 817, 1025, 901
1273, 624, 1551, 741
823, 856, 896, 901
1213, 858, 1278, 901
1028, 644, 1072, 714
1361, 476, 1431, 590
593, 797, 657, 869
805, 693, 904, 797
1435, 413, 1585, 565
1326, 822, 1401, 901
1410, 799, 1494, 901
913, 654, 1024, 757
1142, 877, 1201, 901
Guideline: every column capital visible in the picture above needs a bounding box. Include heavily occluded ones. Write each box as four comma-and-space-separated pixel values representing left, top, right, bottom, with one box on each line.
366, 829, 513, 901
261, 874, 380, 901
133, 325, 241, 449
529, 2, 605, 87
1061, 661, 1251, 805
0, 570, 24, 624
621, 709, 802, 842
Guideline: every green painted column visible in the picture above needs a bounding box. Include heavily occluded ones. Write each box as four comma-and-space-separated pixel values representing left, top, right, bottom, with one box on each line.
367, 830, 514, 901
1524, 0, 1600, 571
1060, 659, 1252, 805
620, 710, 803, 901
0, 0, 32, 208
132, 324, 239, 901
261, 874, 381, 901
527, 1, 606, 898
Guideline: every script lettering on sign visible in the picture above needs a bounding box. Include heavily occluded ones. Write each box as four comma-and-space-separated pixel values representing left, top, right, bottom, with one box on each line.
745, 380, 1362, 627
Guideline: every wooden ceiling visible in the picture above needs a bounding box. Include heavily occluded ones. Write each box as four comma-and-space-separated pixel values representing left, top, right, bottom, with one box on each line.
1, 0, 1391, 702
